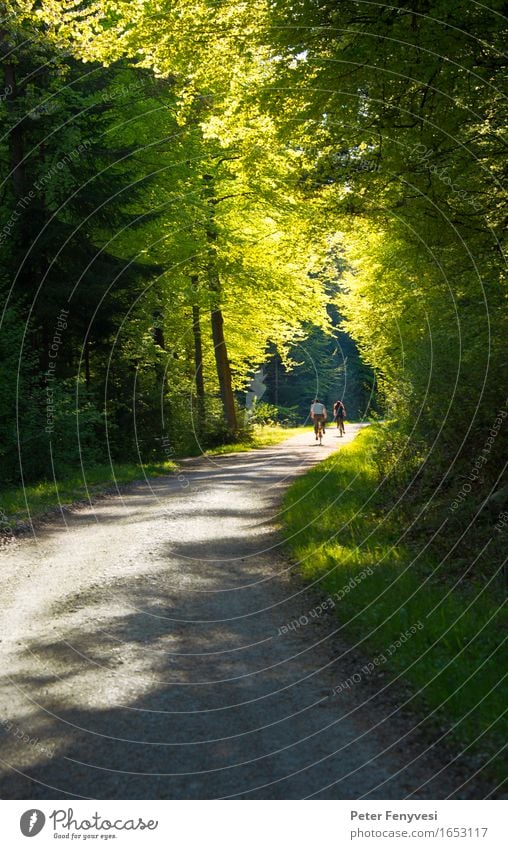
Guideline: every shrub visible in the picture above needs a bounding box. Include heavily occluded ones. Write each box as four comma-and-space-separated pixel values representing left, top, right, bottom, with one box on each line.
249, 401, 299, 426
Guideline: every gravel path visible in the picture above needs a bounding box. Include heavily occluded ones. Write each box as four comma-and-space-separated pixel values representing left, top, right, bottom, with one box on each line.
0, 426, 492, 799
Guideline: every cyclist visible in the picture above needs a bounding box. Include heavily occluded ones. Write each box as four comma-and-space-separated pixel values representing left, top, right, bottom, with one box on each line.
333, 399, 346, 436
310, 398, 327, 441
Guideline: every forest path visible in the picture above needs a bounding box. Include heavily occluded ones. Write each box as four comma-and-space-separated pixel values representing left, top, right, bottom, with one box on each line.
0, 426, 487, 799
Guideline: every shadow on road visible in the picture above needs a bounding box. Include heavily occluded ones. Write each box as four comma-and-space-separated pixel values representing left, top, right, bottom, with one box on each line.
0, 425, 492, 799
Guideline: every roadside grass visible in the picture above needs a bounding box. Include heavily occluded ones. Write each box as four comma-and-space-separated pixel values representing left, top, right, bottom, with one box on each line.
281, 425, 507, 786
204, 424, 306, 455
0, 459, 178, 524
0, 425, 306, 526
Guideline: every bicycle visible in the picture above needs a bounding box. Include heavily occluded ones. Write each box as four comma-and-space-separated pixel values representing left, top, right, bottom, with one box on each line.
314, 415, 325, 445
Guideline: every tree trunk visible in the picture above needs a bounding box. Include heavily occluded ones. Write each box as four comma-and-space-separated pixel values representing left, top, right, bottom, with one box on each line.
203, 173, 237, 434
191, 275, 206, 421
210, 299, 237, 434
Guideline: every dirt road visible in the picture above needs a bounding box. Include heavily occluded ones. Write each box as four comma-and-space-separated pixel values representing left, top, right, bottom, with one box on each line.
0, 426, 490, 799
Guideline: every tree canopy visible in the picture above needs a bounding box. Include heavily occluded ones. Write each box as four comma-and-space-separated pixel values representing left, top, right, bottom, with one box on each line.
1, 0, 506, 535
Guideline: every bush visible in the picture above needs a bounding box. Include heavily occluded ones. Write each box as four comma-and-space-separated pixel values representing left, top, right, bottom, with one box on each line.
249, 401, 299, 426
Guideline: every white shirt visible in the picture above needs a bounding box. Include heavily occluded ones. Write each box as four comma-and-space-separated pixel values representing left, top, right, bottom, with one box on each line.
311, 402, 326, 416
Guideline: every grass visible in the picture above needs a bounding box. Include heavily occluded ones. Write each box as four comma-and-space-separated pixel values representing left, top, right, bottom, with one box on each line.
204, 424, 305, 455
281, 425, 507, 787
0, 425, 305, 526
0, 459, 178, 525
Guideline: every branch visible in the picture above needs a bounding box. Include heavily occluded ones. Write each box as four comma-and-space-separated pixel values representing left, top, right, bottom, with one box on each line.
211, 191, 256, 205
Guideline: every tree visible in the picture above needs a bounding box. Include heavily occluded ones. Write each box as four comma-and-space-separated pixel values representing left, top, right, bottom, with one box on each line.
261, 0, 506, 464
3, 0, 336, 445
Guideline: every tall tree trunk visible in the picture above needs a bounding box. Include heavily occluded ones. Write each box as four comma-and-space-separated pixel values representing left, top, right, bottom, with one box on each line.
209, 296, 237, 434
207, 258, 237, 434
203, 173, 237, 434
191, 274, 206, 421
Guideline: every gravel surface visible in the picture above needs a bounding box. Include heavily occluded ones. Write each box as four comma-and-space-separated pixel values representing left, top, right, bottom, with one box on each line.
0, 426, 494, 799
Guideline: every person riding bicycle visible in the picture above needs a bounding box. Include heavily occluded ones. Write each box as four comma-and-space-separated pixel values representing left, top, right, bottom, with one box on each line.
333, 399, 346, 435
333, 400, 346, 424
310, 398, 327, 440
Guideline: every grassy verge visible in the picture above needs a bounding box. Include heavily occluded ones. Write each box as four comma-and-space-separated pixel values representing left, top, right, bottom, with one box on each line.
0, 425, 305, 526
281, 425, 507, 786
0, 459, 179, 525
204, 424, 305, 455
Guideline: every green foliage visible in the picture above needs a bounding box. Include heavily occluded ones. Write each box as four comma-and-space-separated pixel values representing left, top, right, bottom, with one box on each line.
0, 32, 170, 482
249, 401, 299, 426
1, 6, 338, 486
263, 321, 377, 421
261, 0, 507, 571
1, 0, 505, 788
2, 0, 504, 535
